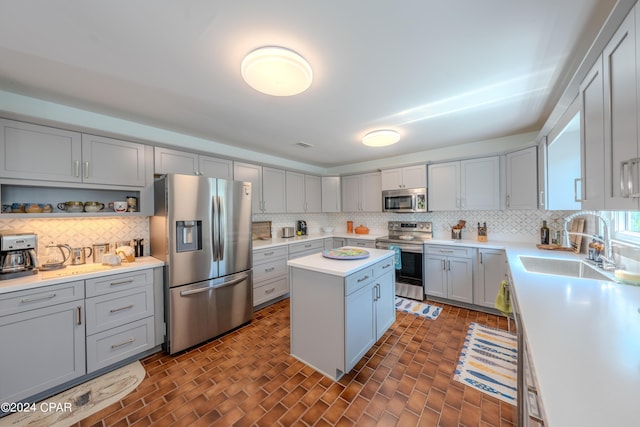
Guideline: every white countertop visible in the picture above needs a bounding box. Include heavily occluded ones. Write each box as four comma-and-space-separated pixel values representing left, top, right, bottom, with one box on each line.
0, 256, 165, 294
253, 231, 386, 250
502, 242, 640, 427
287, 247, 394, 277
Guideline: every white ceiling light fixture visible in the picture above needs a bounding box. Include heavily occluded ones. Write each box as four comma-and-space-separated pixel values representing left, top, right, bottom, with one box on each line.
362, 129, 401, 147
241, 46, 313, 96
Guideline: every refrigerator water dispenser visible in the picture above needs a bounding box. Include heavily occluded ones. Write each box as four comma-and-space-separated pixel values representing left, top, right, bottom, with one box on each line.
176, 220, 202, 252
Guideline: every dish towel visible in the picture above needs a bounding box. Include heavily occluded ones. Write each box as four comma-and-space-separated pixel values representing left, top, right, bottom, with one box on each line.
494, 280, 512, 316
388, 245, 402, 270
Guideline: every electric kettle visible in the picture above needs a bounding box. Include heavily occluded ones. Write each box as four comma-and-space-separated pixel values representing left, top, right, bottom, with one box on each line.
40, 242, 72, 271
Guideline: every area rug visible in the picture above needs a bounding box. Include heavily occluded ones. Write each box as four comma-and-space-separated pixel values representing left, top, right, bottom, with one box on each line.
454, 322, 517, 405
395, 296, 441, 320
0, 361, 145, 427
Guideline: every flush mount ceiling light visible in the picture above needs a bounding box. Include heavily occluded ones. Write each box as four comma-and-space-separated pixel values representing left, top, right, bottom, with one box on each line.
241, 46, 313, 96
362, 129, 401, 147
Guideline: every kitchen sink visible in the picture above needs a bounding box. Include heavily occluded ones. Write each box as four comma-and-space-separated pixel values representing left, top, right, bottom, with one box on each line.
519, 256, 611, 281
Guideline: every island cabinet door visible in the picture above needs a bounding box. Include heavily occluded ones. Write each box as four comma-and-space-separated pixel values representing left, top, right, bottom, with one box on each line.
345, 282, 376, 372
375, 270, 395, 339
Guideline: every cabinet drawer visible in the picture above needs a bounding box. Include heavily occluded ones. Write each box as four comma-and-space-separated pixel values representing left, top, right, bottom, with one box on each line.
346, 239, 375, 248
345, 267, 375, 295
253, 246, 288, 265
425, 245, 473, 258
85, 283, 154, 335
85, 269, 153, 297
253, 258, 288, 283
289, 240, 324, 256
86, 316, 154, 373
373, 257, 395, 278
0, 281, 84, 317
253, 276, 289, 306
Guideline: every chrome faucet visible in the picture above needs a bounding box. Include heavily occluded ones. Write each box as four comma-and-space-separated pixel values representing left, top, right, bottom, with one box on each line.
562, 211, 616, 268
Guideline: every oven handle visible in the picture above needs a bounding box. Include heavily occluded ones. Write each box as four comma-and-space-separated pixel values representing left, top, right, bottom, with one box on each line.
375, 243, 423, 254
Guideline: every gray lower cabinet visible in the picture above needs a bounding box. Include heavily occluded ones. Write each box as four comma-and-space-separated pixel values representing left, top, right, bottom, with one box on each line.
0, 281, 86, 403
85, 270, 155, 373
346, 238, 375, 248
474, 249, 507, 309
333, 238, 347, 248
424, 245, 474, 304
253, 246, 289, 307
289, 240, 324, 259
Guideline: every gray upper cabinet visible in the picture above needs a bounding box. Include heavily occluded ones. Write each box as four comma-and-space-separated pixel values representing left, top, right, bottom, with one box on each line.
285, 171, 321, 213
603, 6, 640, 210
580, 55, 605, 210
0, 119, 83, 183
428, 157, 499, 211
0, 119, 146, 187
154, 146, 233, 179
341, 172, 381, 212
233, 162, 262, 214
81, 134, 146, 187
381, 165, 426, 190
505, 147, 538, 210
262, 167, 287, 213
321, 176, 341, 212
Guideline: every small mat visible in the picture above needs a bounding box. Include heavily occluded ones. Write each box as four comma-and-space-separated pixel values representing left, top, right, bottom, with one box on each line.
0, 361, 145, 427
395, 296, 441, 320
454, 322, 517, 405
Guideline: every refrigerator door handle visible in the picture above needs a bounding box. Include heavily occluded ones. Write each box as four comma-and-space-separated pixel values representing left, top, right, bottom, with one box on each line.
179, 274, 250, 296
212, 194, 219, 262
218, 194, 225, 260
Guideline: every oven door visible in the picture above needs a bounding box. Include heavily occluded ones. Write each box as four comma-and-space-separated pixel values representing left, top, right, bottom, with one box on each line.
375, 241, 423, 286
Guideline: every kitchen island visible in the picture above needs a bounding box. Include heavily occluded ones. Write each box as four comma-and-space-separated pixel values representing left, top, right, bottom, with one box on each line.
288, 247, 395, 380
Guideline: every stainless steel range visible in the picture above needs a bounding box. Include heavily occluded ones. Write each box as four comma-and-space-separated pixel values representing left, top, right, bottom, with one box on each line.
375, 221, 432, 300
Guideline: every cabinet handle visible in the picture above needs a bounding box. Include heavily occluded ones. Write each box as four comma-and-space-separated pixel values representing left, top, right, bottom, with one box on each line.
461, 198, 465, 209
74, 160, 80, 177
21, 293, 56, 304
83, 161, 90, 178
109, 304, 134, 313
263, 251, 274, 256
442, 260, 446, 270
480, 253, 483, 264
439, 250, 454, 253
77, 306, 82, 325
304, 244, 312, 248
111, 337, 135, 349
357, 275, 370, 283
539, 190, 545, 206
110, 279, 134, 286
264, 267, 275, 272
506, 195, 511, 208
573, 178, 583, 202
630, 158, 640, 198
447, 260, 451, 271
382, 263, 391, 269
265, 287, 276, 294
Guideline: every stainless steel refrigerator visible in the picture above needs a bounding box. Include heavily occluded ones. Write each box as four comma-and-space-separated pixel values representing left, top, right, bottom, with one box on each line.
150, 174, 253, 354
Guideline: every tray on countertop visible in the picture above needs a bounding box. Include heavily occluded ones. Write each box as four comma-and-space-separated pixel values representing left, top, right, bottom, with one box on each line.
322, 248, 370, 260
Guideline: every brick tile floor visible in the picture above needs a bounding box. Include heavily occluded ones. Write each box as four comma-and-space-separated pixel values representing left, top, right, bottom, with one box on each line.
74, 299, 516, 426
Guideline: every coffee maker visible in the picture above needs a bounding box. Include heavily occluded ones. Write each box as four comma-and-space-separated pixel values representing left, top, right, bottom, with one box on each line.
297, 220, 308, 236
0, 231, 38, 280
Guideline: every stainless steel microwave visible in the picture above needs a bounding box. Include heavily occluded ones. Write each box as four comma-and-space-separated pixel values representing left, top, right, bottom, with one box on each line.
382, 188, 427, 213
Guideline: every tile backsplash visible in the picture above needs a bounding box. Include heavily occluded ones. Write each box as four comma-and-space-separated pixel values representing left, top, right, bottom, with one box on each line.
0, 216, 149, 257
253, 210, 575, 243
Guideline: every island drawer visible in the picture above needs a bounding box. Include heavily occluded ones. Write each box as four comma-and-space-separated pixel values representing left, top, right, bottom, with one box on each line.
0, 281, 84, 317
373, 257, 395, 278
253, 246, 288, 265
425, 245, 473, 259
85, 283, 154, 335
253, 276, 289, 306
345, 267, 375, 295
253, 258, 288, 282
85, 269, 153, 297
86, 316, 154, 373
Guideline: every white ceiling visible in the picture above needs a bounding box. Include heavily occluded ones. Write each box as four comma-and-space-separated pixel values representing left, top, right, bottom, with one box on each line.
0, 1, 618, 168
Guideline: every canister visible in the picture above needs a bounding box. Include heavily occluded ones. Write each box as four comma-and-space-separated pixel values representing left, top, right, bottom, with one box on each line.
92, 243, 110, 263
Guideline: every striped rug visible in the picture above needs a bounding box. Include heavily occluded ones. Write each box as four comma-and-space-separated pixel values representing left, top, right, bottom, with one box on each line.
454, 322, 517, 405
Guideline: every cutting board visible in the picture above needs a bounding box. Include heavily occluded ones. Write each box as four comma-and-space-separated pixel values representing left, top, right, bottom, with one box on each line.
569, 218, 585, 253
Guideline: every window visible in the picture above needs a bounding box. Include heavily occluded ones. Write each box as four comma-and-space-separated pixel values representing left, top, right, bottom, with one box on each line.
613, 211, 640, 244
